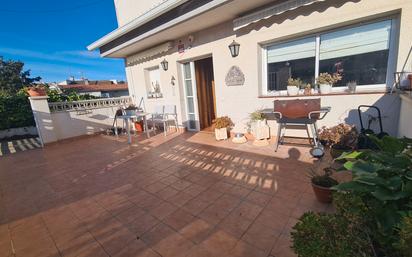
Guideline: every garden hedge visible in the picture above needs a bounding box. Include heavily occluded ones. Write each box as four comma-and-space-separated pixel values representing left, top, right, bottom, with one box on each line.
0, 94, 35, 130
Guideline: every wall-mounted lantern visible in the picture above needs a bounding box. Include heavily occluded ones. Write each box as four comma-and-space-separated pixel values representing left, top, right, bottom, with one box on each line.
161, 59, 169, 71
228, 40, 240, 58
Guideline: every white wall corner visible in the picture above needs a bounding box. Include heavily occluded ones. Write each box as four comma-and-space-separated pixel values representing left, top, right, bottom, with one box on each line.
29, 96, 58, 145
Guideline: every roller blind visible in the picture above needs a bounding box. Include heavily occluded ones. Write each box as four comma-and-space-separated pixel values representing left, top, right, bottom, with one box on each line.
320, 20, 392, 60
267, 37, 316, 63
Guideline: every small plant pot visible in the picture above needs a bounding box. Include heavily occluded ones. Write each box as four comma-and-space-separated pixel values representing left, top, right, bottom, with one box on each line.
215, 127, 228, 141
311, 183, 334, 203
304, 87, 312, 95
287, 86, 299, 96
319, 84, 332, 94
124, 109, 136, 116
134, 121, 144, 132
27, 87, 46, 97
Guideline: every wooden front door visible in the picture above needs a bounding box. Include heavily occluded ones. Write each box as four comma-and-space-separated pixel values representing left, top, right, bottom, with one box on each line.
194, 57, 216, 130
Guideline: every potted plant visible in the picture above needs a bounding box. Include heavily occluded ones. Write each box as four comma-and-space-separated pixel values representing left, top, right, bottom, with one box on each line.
308, 167, 338, 203
124, 104, 138, 116
27, 86, 47, 97
316, 73, 342, 94
213, 116, 233, 141
248, 110, 270, 141
347, 81, 357, 93
287, 78, 302, 96
318, 124, 358, 158
303, 83, 312, 95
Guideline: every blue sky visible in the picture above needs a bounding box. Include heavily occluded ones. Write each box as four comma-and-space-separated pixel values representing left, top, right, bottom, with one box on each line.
0, 0, 125, 82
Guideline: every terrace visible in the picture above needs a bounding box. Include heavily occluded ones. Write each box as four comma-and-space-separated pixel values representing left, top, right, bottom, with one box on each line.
0, 131, 331, 257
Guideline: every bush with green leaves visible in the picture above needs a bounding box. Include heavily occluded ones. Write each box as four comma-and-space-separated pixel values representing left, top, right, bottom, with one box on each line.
334, 136, 412, 256
292, 135, 412, 257
46, 88, 98, 103
0, 90, 35, 130
291, 210, 373, 257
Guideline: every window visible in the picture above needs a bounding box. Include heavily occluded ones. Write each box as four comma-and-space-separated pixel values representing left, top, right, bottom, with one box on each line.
267, 37, 316, 91
264, 19, 394, 94
145, 67, 163, 98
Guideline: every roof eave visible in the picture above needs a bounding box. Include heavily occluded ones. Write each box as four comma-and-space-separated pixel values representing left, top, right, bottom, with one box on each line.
87, 0, 189, 51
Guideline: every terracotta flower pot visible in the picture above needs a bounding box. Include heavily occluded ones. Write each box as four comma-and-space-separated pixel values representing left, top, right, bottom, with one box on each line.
27, 87, 46, 97
311, 183, 334, 203
134, 121, 144, 132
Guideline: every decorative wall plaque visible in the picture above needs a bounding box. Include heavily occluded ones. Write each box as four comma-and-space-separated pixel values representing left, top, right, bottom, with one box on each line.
225, 66, 245, 86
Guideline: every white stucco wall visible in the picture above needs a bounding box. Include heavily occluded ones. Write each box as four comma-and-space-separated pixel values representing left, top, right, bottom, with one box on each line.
50, 107, 119, 141
113, 0, 166, 27
124, 0, 412, 136
398, 94, 412, 138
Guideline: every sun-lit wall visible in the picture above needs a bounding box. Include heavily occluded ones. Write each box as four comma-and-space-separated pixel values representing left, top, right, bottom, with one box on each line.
125, 0, 412, 137
113, 0, 166, 27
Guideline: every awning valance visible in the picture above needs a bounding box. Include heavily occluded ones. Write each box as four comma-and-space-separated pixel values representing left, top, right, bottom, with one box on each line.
126, 41, 174, 66
233, 0, 326, 31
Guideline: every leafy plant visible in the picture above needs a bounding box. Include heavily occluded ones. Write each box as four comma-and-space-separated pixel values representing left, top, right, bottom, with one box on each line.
287, 78, 303, 88
213, 116, 233, 129
318, 123, 358, 149
46, 88, 98, 103
124, 104, 137, 110
249, 110, 266, 122
308, 167, 338, 188
0, 90, 35, 130
291, 211, 373, 257
394, 214, 412, 257
316, 72, 342, 85
333, 135, 412, 256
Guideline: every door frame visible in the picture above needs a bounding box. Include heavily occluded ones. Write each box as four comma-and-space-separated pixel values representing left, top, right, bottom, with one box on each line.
180, 54, 215, 132
181, 61, 200, 131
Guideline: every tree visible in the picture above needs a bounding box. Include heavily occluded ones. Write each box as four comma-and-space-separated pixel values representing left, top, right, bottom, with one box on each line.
0, 56, 41, 94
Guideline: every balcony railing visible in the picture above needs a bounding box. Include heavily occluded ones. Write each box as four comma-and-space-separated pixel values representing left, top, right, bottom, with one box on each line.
48, 96, 132, 113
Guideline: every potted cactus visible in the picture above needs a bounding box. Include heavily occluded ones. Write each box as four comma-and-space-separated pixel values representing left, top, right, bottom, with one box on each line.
213, 116, 233, 141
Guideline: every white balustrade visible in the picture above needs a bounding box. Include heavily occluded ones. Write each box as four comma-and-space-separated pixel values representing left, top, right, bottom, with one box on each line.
48, 96, 132, 113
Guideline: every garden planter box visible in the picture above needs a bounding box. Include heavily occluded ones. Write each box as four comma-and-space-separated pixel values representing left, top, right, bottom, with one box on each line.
250, 120, 270, 140
215, 128, 229, 141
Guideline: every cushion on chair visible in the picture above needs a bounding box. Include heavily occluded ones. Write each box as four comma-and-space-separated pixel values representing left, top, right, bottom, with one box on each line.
274, 99, 321, 119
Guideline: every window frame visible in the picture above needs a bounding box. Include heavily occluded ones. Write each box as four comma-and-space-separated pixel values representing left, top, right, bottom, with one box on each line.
261, 17, 399, 96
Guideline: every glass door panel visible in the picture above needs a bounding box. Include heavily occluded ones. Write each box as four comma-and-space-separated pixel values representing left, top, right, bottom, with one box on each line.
182, 62, 199, 131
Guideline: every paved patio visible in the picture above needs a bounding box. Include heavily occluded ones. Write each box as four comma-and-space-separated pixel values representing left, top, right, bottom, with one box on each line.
0, 132, 332, 257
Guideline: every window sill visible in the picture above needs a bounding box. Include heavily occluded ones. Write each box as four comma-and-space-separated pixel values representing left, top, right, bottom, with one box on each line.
258, 90, 390, 98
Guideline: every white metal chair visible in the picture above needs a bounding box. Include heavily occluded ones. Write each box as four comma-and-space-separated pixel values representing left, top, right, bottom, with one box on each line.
151, 105, 178, 136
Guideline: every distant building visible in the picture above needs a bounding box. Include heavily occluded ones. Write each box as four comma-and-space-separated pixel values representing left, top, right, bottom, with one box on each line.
56, 78, 129, 98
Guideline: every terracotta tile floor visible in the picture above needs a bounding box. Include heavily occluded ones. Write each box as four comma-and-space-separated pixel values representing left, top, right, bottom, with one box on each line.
0, 132, 331, 257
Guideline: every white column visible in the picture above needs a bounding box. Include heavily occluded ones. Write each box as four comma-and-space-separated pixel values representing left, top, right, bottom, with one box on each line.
29, 96, 58, 145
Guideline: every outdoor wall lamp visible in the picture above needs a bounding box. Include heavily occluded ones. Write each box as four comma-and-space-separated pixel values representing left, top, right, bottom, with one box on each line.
161, 59, 169, 71
228, 40, 240, 58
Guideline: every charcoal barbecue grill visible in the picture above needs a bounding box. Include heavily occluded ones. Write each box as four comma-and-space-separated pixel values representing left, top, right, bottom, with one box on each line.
271, 99, 331, 152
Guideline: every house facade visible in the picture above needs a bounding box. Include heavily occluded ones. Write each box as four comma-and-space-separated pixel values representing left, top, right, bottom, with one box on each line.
89, 0, 412, 137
